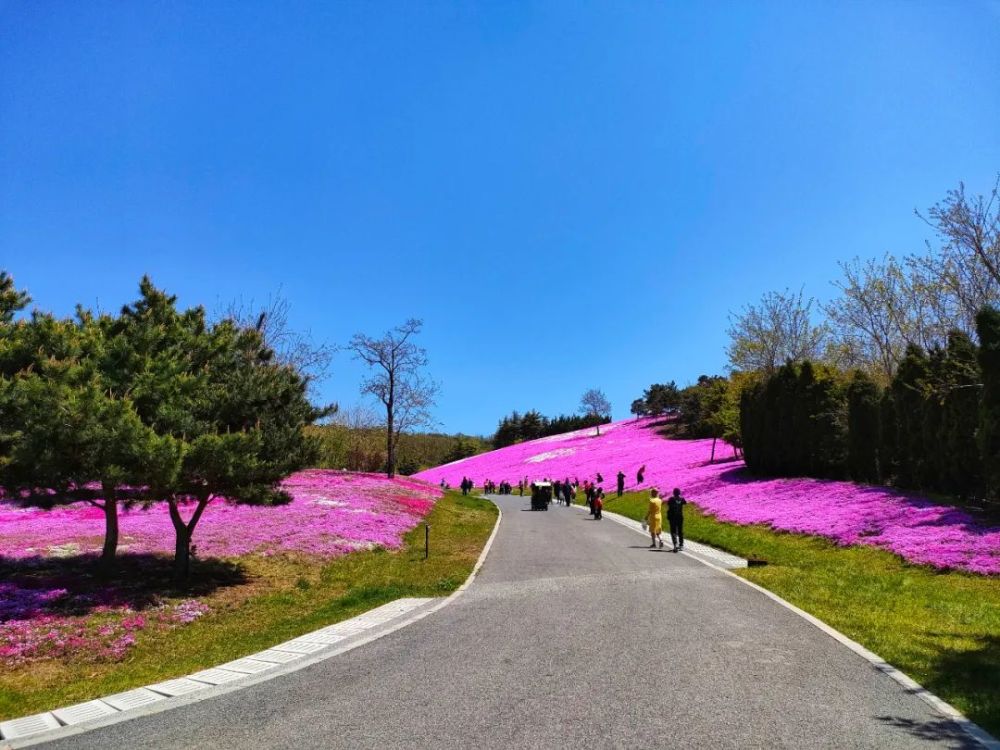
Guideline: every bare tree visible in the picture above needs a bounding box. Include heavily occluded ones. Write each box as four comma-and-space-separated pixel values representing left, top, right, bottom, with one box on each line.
220, 289, 335, 383
913, 174, 1000, 333
824, 256, 952, 383
347, 319, 439, 477
726, 288, 828, 374
824, 178, 1000, 383
579, 388, 612, 436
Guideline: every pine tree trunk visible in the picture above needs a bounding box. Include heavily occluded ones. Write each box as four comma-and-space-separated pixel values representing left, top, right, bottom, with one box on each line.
169, 495, 211, 586
173, 527, 191, 584
99, 484, 119, 572
711, 438, 717, 463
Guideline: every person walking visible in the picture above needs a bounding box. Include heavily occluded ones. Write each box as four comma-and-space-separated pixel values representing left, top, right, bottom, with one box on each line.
563, 477, 572, 506
593, 489, 604, 520
636, 465, 646, 485
616, 471, 625, 497
645, 488, 664, 549
667, 488, 687, 552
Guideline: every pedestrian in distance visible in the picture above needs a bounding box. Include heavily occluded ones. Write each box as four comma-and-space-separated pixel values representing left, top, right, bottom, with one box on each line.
563, 477, 572, 505
518, 479, 524, 496
594, 489, 604, 520
596, 472, 604, 484
667, 488, 687, 552
636, 465, 646, 485
644, 488, 664, 549
616, 471, 625, 497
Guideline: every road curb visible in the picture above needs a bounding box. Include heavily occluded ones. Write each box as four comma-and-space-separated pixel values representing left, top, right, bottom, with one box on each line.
0, 501, 504, 749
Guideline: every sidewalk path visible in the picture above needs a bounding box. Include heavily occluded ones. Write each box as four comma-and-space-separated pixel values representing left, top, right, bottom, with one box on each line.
33, 495, 979, 749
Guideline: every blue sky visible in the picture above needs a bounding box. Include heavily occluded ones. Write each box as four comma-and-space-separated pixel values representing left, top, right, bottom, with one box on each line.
2, 1, 999, 435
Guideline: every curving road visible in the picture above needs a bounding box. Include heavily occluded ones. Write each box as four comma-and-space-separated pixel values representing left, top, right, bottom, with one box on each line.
37, 496, 977, 749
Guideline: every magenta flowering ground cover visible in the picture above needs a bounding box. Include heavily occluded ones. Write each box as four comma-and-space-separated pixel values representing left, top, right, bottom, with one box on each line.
0, 471, 441, 667
0, 470, 440, 560
415, 417, 1000, 575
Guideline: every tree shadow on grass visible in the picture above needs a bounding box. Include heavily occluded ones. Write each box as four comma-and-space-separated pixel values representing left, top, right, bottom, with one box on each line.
920, 633, 1000, 739
0, 552, 248, 620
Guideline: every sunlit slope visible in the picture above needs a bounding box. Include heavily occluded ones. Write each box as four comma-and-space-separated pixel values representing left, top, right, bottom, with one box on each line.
415, 417, 1000, 574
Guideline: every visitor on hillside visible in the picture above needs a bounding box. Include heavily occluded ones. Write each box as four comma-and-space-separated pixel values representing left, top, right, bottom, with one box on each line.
563, 477, 572, 505
667, 488, 687, 552
518, 479, 524, 496
593, 489, 604, 520
637, 465, 646, 485
596, 472, 604, 484
644, 488, 663, 549
553, 479, 562, 502
616, 471, 625, 497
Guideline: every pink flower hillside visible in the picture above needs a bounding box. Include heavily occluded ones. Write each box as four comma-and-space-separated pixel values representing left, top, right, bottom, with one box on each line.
1, 470, 441, 560
415, 417, 1000, 575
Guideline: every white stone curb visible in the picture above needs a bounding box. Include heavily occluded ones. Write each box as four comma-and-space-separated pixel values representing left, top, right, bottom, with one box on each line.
0, 502, 504, 749
593, 502, 999, 749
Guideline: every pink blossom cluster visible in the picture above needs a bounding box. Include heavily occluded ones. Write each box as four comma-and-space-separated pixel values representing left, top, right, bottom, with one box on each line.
0, 471, 441, 666
0, 470, 441, 560
0, 584, 209, 666
415, 417, 1000, 575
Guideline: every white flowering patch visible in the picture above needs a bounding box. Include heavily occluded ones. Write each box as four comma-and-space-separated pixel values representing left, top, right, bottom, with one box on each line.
525, 448, 576, 463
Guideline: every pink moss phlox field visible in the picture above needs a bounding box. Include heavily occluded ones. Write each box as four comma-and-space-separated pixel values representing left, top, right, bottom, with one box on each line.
0, 470, 441, 560
415, 417, 1000, 575
0, 471, 440, 666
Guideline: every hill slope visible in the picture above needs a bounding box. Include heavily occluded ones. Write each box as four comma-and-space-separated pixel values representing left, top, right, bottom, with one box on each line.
415, 416, 1000, 575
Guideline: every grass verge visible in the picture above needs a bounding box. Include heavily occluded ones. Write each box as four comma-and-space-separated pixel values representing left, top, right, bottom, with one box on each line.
603, 490, 1000, 737
0, 491, 497, 722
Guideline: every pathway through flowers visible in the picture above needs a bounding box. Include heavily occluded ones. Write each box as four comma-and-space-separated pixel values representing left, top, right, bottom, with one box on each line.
416, 417, 1000, 575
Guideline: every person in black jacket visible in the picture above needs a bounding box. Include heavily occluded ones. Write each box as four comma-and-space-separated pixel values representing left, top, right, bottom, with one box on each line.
666, 488, 687, 552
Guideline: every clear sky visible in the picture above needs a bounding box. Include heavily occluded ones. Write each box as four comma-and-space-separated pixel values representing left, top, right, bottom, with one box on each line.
2, 1, 999, 436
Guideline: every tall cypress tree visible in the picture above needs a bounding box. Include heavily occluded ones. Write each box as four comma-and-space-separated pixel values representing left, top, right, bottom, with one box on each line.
847, 370, 881, 483
878, 389, 898, 484
892, 344, 930, 488
940, 331, 982, 497
976, 306, 1000, 499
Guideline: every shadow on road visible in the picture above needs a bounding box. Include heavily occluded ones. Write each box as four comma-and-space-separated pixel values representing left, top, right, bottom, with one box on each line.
875, 715, 979, 749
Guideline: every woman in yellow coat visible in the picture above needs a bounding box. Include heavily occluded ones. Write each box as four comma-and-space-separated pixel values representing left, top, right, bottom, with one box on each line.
645, 488, 664, 549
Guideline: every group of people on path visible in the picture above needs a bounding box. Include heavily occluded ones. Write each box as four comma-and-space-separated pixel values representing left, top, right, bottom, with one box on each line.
643, 487, 687, 553
459, 467, 688, 554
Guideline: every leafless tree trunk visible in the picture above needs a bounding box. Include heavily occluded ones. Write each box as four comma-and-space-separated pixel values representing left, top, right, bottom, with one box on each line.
347, 319, 438, 477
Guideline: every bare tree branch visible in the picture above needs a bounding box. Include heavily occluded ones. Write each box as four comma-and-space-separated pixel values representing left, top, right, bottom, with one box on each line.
346, 319, 438, 477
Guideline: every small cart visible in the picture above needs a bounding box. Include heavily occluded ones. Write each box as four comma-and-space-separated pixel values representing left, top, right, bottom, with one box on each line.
530, 481, 552, 510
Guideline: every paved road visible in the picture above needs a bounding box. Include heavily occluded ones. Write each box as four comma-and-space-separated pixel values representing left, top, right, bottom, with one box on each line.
39, 496, 976, 749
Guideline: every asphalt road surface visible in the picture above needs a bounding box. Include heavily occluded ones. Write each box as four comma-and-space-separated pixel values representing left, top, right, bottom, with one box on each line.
38, 495, 977, 750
